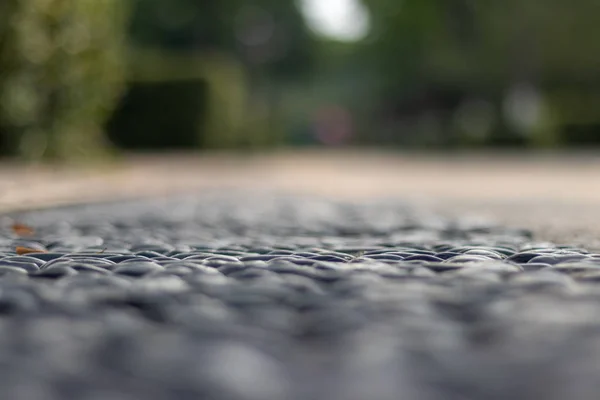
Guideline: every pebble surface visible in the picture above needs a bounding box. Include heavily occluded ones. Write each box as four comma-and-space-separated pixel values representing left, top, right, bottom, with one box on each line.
0, 194, 599, 399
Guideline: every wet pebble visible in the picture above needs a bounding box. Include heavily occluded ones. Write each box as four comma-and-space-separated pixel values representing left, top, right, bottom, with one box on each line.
113, 262, 164, 277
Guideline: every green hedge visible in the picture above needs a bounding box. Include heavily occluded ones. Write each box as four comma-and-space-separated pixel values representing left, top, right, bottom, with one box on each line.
0, 0, 130, 161
108, 50, 279, 151
107, 78, 208, 150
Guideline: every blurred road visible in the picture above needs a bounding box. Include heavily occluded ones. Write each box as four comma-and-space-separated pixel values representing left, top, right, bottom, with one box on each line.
0, 149, 598, 248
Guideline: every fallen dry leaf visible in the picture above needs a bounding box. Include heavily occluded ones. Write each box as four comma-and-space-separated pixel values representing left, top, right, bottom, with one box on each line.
16, 246, 47, 255
11, 222, 35, 237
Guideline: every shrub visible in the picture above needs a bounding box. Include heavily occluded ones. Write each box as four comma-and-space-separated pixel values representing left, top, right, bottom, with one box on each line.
108, 49, 276, 151
107, 78, 208, 150
0, 0, 130, 161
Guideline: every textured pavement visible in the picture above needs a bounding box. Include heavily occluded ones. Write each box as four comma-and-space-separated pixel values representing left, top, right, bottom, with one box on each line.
0, 152, 598, 399
0, 193, 599, 399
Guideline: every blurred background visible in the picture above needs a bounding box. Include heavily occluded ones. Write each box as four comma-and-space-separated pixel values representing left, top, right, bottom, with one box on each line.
1, 0, 600, 162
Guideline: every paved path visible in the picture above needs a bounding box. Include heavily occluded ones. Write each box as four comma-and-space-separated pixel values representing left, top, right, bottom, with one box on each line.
0, 150, 598, 246
0, 153, 599, 399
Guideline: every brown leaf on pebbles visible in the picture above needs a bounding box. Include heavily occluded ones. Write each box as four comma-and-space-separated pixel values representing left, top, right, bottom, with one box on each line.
16, 246, 47, 255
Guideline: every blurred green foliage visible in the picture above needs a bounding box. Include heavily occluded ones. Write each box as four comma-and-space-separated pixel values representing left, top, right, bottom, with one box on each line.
115, 0, 600, 150
108, 50, 274, 150
358, 0, 600, 147
110, 0, 314, 151
107, 77, 208, 150
127, 0, 314, 79
2, 0, 600, 159
0, 0, 130, 161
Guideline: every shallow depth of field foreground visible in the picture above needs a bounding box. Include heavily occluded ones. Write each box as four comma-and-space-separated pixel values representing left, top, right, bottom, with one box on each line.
0, 151, 596, 399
